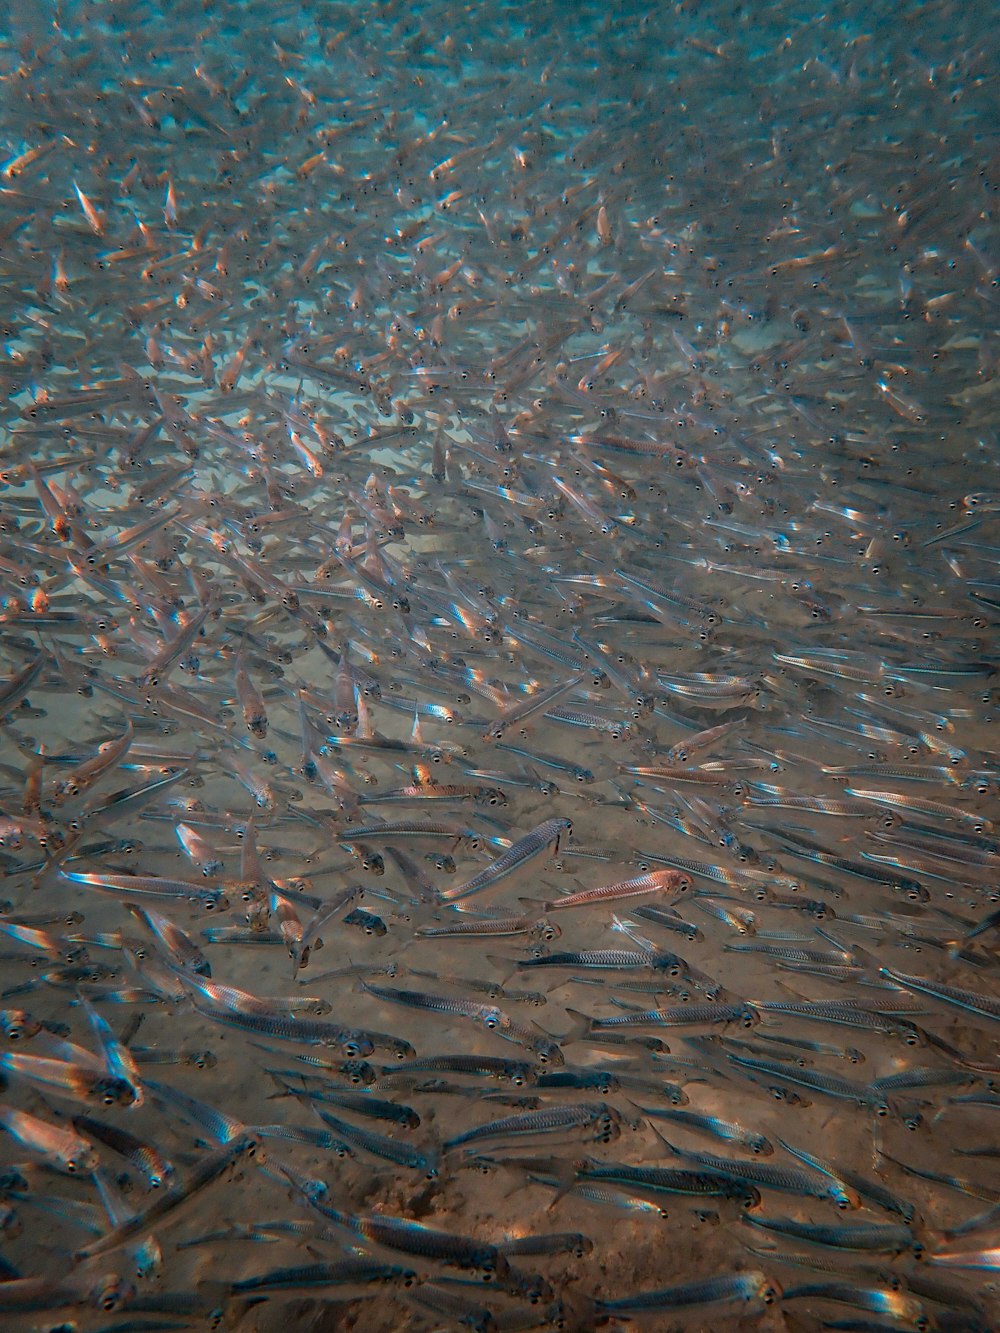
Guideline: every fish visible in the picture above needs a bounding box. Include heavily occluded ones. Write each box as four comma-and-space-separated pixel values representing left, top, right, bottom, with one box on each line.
125, 902, 211, 976
51, 720, 134, 804
571, 1001, 759, 1033
506, 945, 689, 971
60, 870, 230, 912
0, 1051, 138, 1108
359, 979, 561, 1063
72, 1114, 175, 1189
73, 1131, 260, 1261
443, 1101, 620, 1152
781, 1279, 925, 1325
541, 867, 692, 912
228, 1258, 417, 1295
438, 817, 572, 903
589, 1270, 781, 1318
635, 1104, 773, 1155
313, 1107, 439, 1175
0, 1105, 99, 1174
0, 4, 995, 1321
879, 966, 1000, 1022
188, 998, 380, 1059
929, 1244, 1000, 1270
562, 1156, 762, 1208
267, 1072, 420, 1128
415, 911, 559, 940
382, 1053, 538, 1085
657, 1135, 861, 1210
743, 1213, 918, 1254
75, 993, 144, 1106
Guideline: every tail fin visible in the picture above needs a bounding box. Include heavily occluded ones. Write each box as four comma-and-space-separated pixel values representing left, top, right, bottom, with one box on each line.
647, 1123, 682, 1157
560, 1007, 593, 1045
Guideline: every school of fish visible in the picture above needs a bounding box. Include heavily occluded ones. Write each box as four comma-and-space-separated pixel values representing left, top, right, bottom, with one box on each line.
0, 0, 998, 1328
